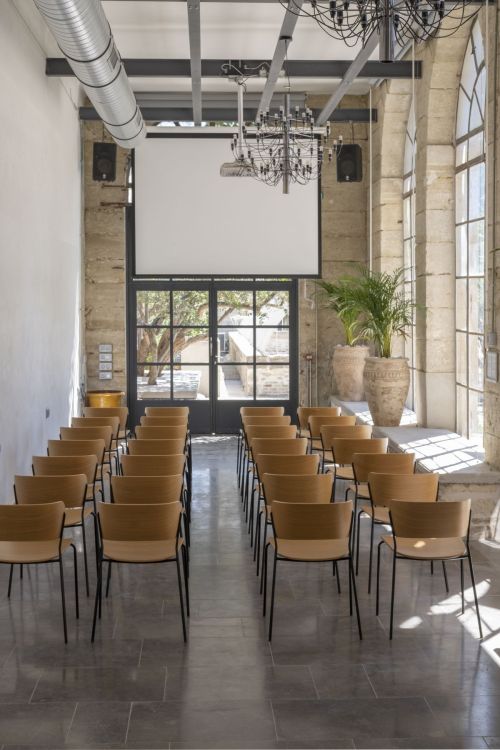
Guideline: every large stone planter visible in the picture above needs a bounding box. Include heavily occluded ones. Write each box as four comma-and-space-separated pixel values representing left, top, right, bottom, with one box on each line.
333, 345, 369, 401
363, 357, 410, 426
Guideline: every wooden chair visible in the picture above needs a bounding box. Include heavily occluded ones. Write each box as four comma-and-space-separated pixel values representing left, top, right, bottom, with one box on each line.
297, 406, 340, 438
120, 454, 186, 477
257, 471, 334, 579
32, 454, 100, 503
60, 426, 114, 476
351, 451, 415, 502
321, 424, 372, 472
307, 415, 356, 460
377, 499, 483, 640
135, 424, 187, 441
14, 474, 94, 596
92, 501, 188, 642
242, 416, 292, 427
72, 416, 120, 472
145, 406, 190, 417
359, 471, 439, 592
84, 406, 129, 446
47, 438, 107, 499
140, 416, 189, 427
331, 437, 388, 500
263, 500, 362, 641
0, 502, 78, 642
111, 475, 184, 505
128, 438, 186, 455
242, 425, 298, 509
237, 406, 285, 486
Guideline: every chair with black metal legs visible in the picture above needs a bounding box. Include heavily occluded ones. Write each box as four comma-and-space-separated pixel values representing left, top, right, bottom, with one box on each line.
120, 453, 186, 477
60, 425, 114, 479
32, 454, 101, 505
14, 474, 94, 597
263, 500, 362, 641
47, 438, 107, 499
242, 425, 298, 516
296, 406, 340, 441
84, 406, 130, 453
237, 407, 285, 488
0, 502, 78, 643
140, 416, 189, 427
330, 437, 388, 503
239, 418, 292, 504
145, 406, 190, 418
359, 471, 439, 593
376, 498, 483, 640
92, 501, 188, 643
258, 472, 334, 584
320, 424, 372, 475
307, 415, 356, 458
72, 416, 121, 473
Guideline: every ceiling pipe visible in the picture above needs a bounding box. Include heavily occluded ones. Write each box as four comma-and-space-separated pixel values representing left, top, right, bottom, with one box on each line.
33, 0, 145, 148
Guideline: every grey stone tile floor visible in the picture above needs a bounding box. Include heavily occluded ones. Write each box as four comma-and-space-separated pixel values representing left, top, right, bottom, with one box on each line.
0, 435, 498, 749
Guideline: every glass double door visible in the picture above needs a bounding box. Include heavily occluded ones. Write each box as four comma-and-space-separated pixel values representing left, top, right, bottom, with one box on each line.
129, 280, 298, 433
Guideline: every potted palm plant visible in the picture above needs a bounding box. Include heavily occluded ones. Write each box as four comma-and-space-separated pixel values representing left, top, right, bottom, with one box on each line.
347, 266, 415, 426
317, 278, 369, 401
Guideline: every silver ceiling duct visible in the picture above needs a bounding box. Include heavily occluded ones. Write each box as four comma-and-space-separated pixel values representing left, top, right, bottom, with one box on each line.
33, 0, 145, 149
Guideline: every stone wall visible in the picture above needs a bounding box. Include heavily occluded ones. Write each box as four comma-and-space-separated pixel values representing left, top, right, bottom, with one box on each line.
83, 122, 128, 394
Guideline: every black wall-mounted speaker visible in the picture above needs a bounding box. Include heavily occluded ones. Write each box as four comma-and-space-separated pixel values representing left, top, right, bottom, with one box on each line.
93, 142, 117, 182
336, 144, 362, 183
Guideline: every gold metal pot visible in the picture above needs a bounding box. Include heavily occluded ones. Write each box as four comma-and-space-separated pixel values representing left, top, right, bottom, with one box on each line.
86, 390, 125, 408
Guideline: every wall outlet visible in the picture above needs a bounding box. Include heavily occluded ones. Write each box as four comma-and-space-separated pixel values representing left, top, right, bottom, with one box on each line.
45, 408, 50, 419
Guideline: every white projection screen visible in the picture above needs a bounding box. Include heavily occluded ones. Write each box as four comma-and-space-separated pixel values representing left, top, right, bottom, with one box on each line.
133, 136, 320, 276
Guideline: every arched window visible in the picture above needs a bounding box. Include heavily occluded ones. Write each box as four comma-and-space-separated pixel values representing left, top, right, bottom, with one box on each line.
403, 99, 416, 410
455, 20, 486, 446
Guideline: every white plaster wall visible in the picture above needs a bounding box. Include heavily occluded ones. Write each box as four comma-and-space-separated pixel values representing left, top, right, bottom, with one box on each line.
0, 1, 82, 500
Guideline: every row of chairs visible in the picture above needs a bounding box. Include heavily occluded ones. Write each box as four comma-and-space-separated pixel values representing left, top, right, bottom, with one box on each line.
0, 405, 192, 643
236, 405, 483, 641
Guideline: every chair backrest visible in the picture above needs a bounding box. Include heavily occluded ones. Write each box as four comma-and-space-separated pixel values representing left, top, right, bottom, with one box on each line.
32, 455, 98, 484
390, 499, 471, 539
84, 406, 129, 432
353, 451, 415, 483
60, 426, 113, 450
368, 472, 439, 508
145, 406, 190, 417
262, 473, 333, 505
135, 425, 187, 441
128, 438, 186, 455
111, 475, 184, 504
47, 438, 106, 463
140, 416, 189, 427
72, 415, 120, 438
255, 454, 320, 478
308, 415, 356, 438
332, 437, 388, 466
14, 474, 87, 509
120, 453, 186, 477
246, 425, 297, 444
297, 406, 340, 431
321, 424, 372, 450
98, 501, 181, 541
271, 500, 353, 540
242, 416, 291, 427
240, 406, 284, 417
250, 437, 308, 457
0, 502, 65, 542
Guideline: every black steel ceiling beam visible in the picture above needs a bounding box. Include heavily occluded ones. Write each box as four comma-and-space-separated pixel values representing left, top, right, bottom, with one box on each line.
79, 105, 377, 122
46, 57, 422, 79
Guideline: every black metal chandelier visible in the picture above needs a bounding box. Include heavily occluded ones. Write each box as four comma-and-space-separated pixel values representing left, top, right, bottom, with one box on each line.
281, 0, 481, 62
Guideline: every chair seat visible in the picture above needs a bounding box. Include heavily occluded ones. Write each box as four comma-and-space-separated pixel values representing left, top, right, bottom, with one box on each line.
86, 485, 97, 501
382, 535, 467, 560
329, 465, 354, 481
103, 538, 184, 563
270, 537, 349, 562
65, 506, 93, 527
347, 482, 369, 499
300, 429, 311, 439
361, 504, 390, 524
0, 538, 72, 564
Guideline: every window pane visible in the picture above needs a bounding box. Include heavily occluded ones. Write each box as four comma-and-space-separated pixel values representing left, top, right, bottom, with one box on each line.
172, 365, 209, 400
256, 365, 289, 399
456, 279, 467, 331
256, 328, 289, 362
455, 171, 467, 223
137, 327, 170, 364
172, 328, 209, 363
469, 389, 484, 447
217, 291, 254, 326
456, 331, 467, 385
456, 224, 468, 276
456, 89, 470, 139
469, 162, 485, 220
172, 290, 209, 325
468, 334, 484, 390
468, 220, 484, 276
403, 198, 412, 240
468, 132, 484, 161
217, 327, 254, 363
137, 365, 171, 400
455, 140, 467, 167
256, 290, 289, 325
456, 385, 468, 436
217, 364, 253, 400
137, 291, 170, 326
468, 277, 484, 332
